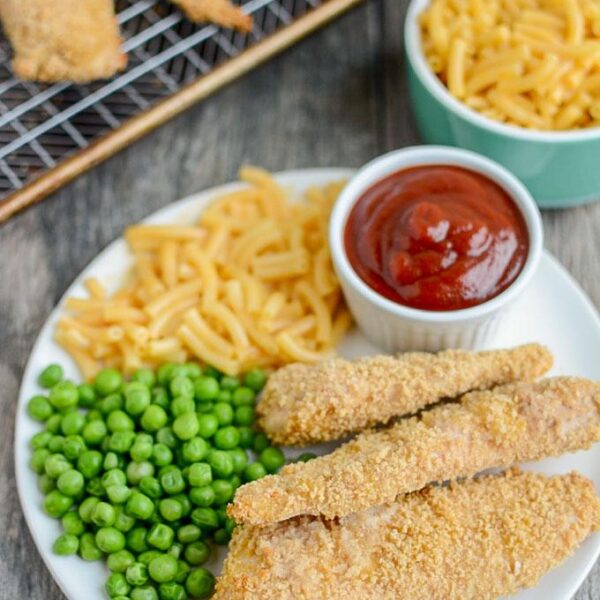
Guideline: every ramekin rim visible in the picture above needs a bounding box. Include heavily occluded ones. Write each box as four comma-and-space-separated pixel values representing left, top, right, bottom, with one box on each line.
329, 145, 544, 324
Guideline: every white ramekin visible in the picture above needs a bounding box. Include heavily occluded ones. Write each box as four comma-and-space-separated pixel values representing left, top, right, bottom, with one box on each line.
329, 146, 543, 352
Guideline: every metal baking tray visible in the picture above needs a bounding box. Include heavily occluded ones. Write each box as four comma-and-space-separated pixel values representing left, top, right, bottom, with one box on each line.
0, 0, 360, 222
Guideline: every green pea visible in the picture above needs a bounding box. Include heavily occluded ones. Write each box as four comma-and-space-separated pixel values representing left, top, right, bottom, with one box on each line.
177, 524, 201, 544
189, 486, 215, 508
27, 395, 54, 421
79, 532, 103, 561
187, 462, 212, 487
219, 376, 239, 391
131, 584, 159, 600
125, 382, 152, 416
109, 431, 136, 454
207, 450, 233, 479
183, 541, 210, 566
47, 435, 65, 453
92, 502, 117, 527
212, 403, 233, 426
139, 476, 163, 499
172, 412, 199, 441
126, 562, 149, 586
77, 383, 97, 408
62, 511, 86, 536
106, 572, 131, 597
113, 506, 136, 533
127, 527, 149, 554
159, 498, 183, 522
232, 386, 255, 407
197, 414, 218, 439
86, 477, 105, 497
30, 448, 51, 474
296, 452, 317, 463
171, 396, 195, 418
53, 533, 79, 555
38, 473, 56, 494
57, 469, 85, 496
152, 443, 173, 467
172, 493, 191, 518
106, 484, 132, 504
190, 507, 219, 531
131, 441, 153, 462
31, 431, 53, 450
45, 414, 62, 433
181, 437, 209, 463
60, 411, 85, 436
127, 460, 155, 486
146, 523, 175, 550
186, 567, 215, 599
77, 450, 103, 479
216, 390, 231, 404
252, 432, 269, 453
107, 410, 135, 433
96, 527, 126, 553
213, 426, 239, 450
234, 405, 255, 426
149, 554, 178, 583
102, 468, 127, 488
213, 528, 230, 545
99, 393, 124, 415
127, 492, 155, 520
224, 516, 236, 536
82, 420, 107, 446
211, 479, 234, 504
62, 435, 86, 460
243, 461, 267, 482
107, 549, 136, 573
152, 387, 170, 410
104, 451, 121, 470
195, 402, 213, 414
260, 447, 285, 473
158, 581, 187, 600
138, 550, 163, 566
194, 377, 219, 402
78, 496, 100, 523
38, 364, 64, 389
228, 474, 242, 491
141, 405, 168, 432
133, 368, 156, 388
44, 454, 71, 479
170, 376, 194, 399
160, 467, 185, 495
244, 368, 266, 391
227, 448, 248, 474
95, 368, 123, 396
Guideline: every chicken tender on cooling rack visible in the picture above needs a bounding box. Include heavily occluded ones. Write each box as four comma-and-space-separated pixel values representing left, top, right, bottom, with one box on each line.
258, 343, 553, 445
170, 0, 252, 31
217, 470, 600, 600
231, 377, 600, 524
0, 0, 127, 83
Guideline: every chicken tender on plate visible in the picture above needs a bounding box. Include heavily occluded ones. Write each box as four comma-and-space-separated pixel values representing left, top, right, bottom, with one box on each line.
258, 343, 553, 445
169, 0, 252, 31
0, 0, 127, 83
231, 377, 600, 524
217, 470, 600, 600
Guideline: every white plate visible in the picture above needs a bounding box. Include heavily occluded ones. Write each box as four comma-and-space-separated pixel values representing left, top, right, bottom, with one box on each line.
15, 169, 600, 600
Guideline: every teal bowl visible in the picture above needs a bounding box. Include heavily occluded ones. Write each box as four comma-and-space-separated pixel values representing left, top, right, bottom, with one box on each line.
404, 0, 600, 209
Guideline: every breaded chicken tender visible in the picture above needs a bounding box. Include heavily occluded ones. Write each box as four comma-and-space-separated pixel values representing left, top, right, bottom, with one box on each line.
231, 377, 600, 524
0, 0, 127, 83
169, 0, 252, 31
217, 470, 600, 600
258, 343, 553, 445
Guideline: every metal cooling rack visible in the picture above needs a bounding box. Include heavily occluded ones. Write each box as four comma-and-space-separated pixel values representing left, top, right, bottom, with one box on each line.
0, 0, 357, 221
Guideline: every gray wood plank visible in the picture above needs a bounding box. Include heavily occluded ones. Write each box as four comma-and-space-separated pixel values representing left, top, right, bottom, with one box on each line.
0, 0, 598, 598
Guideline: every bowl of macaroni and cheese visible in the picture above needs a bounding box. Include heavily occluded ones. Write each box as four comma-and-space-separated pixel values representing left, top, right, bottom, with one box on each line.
404, 0, 600, 208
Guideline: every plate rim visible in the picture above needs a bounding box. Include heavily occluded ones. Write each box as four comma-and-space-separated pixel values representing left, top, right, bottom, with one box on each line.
14, 167, 600, 600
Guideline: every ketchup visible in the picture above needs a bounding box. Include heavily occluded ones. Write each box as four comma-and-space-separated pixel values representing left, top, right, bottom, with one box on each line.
344, 165, 529, 311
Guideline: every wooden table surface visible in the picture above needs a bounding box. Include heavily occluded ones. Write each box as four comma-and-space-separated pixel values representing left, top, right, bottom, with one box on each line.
0, 1, 598, 598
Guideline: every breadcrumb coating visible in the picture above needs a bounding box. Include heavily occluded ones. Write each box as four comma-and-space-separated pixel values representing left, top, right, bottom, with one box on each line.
169, 0, 252, 31
217, 470, 600, 600
231, 377, 600, 524
0, 0, 127, 83
257, 343, 553, 445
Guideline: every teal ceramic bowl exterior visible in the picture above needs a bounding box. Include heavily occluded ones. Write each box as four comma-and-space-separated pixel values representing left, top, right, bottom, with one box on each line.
404, 0, 600, 209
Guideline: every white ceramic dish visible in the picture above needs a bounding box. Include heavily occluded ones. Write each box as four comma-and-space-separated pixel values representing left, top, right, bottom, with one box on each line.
15, 169, 600, 600
330, 147, 543, 353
